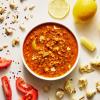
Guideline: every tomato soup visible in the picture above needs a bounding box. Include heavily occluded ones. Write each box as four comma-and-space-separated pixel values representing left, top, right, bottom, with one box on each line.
23, 23, 78, 78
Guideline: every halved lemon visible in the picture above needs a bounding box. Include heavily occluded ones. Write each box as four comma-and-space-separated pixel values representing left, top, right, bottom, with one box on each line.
48, 0, 70, 19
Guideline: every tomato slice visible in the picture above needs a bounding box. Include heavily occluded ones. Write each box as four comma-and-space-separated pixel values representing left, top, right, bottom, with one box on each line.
0, 57, 12, 69
1, 76, 12, 100
16, 77, 35, 94
22, 89, 38, 100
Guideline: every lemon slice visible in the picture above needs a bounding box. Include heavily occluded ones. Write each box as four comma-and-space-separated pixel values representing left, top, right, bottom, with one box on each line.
48, 0, 70, 19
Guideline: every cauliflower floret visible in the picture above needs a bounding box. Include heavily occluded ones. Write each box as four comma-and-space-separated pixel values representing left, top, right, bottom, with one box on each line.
86, 90, 96, 99
56, 89, 64, 99
79, 64, 94, 73
78, 77, 88, 90
91, 58, 100, 68
64, 79, 76, 95
96, 81, 100, 92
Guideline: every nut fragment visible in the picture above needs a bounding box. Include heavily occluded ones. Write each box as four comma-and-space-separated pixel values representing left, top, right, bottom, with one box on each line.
0, 15, 4, 23
51, 67, 56, 72
54, 25, 60, 29
0, 47, 3, 51
78, 77, 88, 90
96, 81, 100, 92
29, 5, 35, 10
20, 0, 25, 2
67, 47, 71, 51
3, 45, 8, 49
79, 64, 94, 73
32, 55, 37, 60
53, 46, 59, 51
9, 2, 17, 9
12, 39, 19, 47
42, 51, 50, 57
91, 58, 100, 69
12, 15, 18, 23
5, 28, 13, 35
86, 90, 96, 99
24, 15, 29, 20
44, 67, 49, 72
40, 35, 45, 43
79, 96, 85, 100
55, 89, 64, 100
64, 79, 76, 95
0, 7, 5, 14
19, 24, 25, 31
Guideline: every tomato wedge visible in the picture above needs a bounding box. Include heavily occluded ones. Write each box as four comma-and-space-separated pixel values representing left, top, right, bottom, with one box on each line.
0, 57, 12, 69
1, 76, 12, 100
16, 77, 35, 94
22, 89, 38, 100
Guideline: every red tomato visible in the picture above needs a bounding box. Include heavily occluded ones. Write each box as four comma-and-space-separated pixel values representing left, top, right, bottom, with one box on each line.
0, 57, 12, 69
1, 76, 12, 100
16, 77, 35, 94
22, 89, 38, 100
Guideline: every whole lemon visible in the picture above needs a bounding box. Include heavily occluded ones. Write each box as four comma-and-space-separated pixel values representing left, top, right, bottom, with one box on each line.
73, 0, 97, 23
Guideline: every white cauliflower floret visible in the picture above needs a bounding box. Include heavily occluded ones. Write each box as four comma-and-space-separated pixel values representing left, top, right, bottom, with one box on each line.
64, 79, 76, 95
55, 89, 64, 99
78, 77, 88, 90
86, 90, 96, 99
79, 64, 94, 73
96, 81, 100, 92
91, 58, 100, 68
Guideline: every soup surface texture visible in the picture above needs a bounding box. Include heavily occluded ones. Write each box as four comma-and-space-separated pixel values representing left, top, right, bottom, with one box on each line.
23, 23, 78, 78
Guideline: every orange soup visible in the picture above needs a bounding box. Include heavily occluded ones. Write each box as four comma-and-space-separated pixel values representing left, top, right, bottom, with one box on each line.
23, 23, 78, 78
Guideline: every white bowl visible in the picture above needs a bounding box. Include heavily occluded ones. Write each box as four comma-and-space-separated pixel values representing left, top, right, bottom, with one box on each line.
21, 22, 80, 81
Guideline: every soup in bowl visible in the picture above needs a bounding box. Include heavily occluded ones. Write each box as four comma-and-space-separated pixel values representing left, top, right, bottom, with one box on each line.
21, 22, 79, 80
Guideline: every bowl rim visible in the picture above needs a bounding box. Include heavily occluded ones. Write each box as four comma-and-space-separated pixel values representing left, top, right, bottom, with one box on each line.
21, 22, 80, 81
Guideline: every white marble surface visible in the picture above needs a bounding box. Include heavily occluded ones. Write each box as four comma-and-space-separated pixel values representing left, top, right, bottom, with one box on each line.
0, 0, 100, 100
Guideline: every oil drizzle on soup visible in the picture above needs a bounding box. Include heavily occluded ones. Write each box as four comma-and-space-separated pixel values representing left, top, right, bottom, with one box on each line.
23, 23, 78, 78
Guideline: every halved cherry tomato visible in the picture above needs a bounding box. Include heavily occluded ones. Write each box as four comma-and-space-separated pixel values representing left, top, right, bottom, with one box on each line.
16, 77, 35, 94
1, 76, 12, 100
0, 57, 12, 69
22, 89, 38, 100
